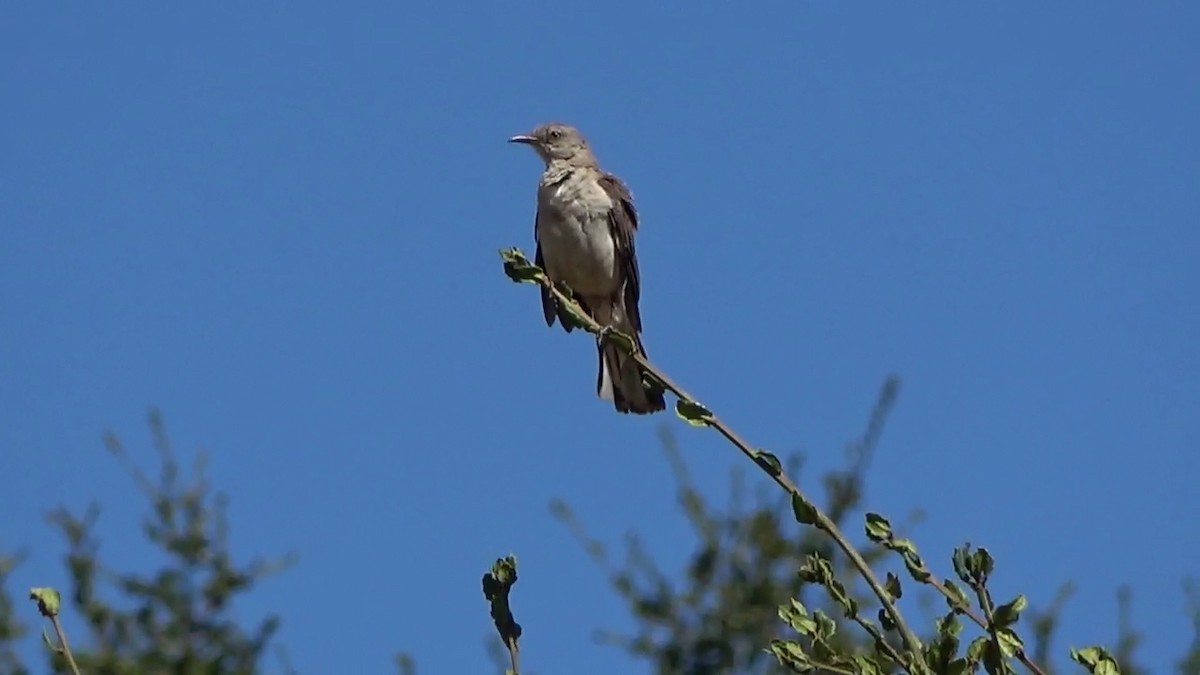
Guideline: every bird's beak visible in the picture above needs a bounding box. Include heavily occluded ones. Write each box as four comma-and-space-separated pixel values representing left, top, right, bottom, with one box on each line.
508, 134, 536, 145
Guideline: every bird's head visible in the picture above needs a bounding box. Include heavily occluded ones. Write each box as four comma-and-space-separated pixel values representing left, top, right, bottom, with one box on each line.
509, 122, 594, 165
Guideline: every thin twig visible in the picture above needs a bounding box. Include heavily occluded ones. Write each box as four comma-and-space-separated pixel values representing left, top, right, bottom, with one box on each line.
50, 615, 81, 675
974, 583, 1014, 675
507, 635, 520, 675
29, 587, 81, 675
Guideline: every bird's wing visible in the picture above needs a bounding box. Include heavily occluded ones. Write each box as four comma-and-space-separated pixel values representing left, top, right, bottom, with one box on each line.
534, 241, 558, 328
533, 209, 560, 329
597, 172, 643, 333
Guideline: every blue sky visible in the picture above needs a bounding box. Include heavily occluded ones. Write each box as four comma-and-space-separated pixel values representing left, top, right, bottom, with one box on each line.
2, 2, 1197, 673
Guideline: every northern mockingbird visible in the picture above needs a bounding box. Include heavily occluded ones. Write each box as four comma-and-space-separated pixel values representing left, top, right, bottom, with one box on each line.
509, 122, 667, 414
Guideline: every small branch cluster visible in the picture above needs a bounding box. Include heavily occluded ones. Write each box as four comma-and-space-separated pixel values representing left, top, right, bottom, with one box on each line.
482, 555, 522, 675
28, 587, 80, 675
18, 410, 294, 674
500, 247, 1125, 675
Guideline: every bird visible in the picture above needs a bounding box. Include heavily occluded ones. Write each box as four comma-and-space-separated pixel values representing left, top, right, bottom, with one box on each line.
509, 122, 667, 414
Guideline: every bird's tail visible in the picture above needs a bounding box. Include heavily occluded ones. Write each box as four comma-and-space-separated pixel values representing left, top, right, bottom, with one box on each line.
593, 301, 666, 415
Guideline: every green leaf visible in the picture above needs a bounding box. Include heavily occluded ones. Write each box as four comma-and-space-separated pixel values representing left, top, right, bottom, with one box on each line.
491, 555, 518, 584
753, 450, 782, 476
935, 610, 964, 638
884, 572, 902, 600
928, 617, 963, 665
560, 298, 591, 331
827, 577, 857, 618
809, 635, 836, 662
853, 655, 884, 675
1073, 647, 1122, 675
674, 400, 713, 427
864, 512, 892, 542
641, 369, 666, 391
952, 544, 971, 583
482, 555, 519, 601
900, 548, 931, 583
888, 537, 917, 557
602, 327, 637, 355
966, 636, 989, 662
778, 599, 817, 636
981, 637, 1003, 675
768, 639, 812, 671
995, 627, 1023, 657
499, 248, 545, 284
1071, 646, 1101, 665
943, 580, 970, 611
499, 247, 527, 264
812, 609, 837, 641
953, 544, 995, 587
791, 493, 818, 525
992, 594, 1027, 628
946, 658, 970, 675
798, 554, 834, 584
28, 587, 60, 617
877, 607, 896, 631
971, 548, 994, 583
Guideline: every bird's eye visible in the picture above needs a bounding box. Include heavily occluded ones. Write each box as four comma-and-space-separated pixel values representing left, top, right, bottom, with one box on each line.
548, 129, 562, 140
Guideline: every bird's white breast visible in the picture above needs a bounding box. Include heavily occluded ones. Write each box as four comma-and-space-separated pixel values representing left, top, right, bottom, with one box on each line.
536, 174, 619, 296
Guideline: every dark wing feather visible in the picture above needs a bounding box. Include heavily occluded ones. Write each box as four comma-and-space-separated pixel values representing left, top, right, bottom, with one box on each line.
596, 173, 643, 333
534, 239, 557, 328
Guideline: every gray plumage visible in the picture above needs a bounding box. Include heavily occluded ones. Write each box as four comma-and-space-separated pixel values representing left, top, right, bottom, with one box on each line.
509, 122, 666, 414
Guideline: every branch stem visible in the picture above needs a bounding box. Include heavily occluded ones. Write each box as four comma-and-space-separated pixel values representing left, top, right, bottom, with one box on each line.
50, 615, 81, 675
536, 272, 927, 669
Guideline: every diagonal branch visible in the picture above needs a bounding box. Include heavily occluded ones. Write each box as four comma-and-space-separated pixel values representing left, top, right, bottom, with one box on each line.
500, 248, 928, 670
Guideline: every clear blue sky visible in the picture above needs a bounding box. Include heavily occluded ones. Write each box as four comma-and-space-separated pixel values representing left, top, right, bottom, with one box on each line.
2, 3, 1197, 673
